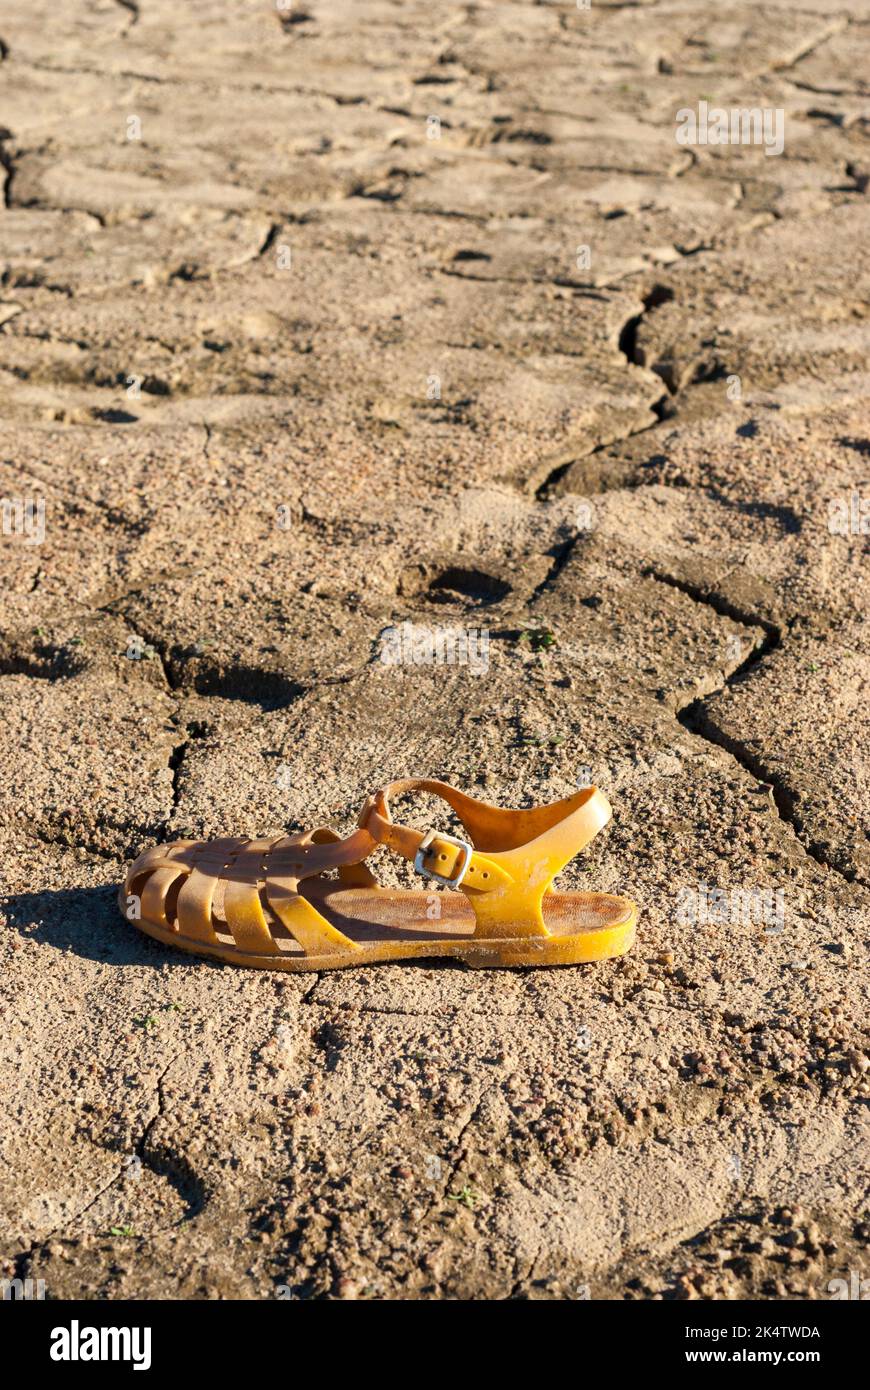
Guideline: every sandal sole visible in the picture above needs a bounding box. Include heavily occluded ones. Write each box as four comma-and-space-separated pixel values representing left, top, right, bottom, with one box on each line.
117, 887, 636, 970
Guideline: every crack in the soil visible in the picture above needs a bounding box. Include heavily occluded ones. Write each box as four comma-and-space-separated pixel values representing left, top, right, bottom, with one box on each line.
682, 702, 858, 885
12, 1164, 122, 1283
23, 826, 122, 864
531, 534, 578, 599
103, 612, 320, 709
121, 624, 176, 692
533, 400, 670, 500
135, 1058, 174, 1163
306, 998, 446, 1018
508, 1244, 542, 1301
167, 737, 188, 822
115, 0, 140, 31
617, 283, 677, 385
131, 1057, 207, 1223
166, 717, 210, 828
421, 1080, 499, 1224
0, 131, 16, 209
760, 17, 848, 78
648, 570, 855, 884
11, 1056, 176, 1277
299, 975, 320, 1005
534, 284, 679, 500
256, 222, 282, 260
647, 569, 781, 643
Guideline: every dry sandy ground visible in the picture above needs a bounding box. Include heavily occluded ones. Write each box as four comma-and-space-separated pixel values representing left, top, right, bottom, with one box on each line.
1, 0, 868, 1301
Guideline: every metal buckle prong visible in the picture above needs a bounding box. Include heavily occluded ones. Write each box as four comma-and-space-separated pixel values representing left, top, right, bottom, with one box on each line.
413, 830, 473, 888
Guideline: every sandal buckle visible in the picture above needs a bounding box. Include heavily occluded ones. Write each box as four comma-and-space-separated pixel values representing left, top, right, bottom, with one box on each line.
414, 830, 473, 888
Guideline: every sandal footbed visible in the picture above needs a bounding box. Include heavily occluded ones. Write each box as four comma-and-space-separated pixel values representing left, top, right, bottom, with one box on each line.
119, 884, 636, 970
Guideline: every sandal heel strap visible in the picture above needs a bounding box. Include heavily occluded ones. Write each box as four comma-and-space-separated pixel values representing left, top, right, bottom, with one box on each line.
357, 780, 613, 939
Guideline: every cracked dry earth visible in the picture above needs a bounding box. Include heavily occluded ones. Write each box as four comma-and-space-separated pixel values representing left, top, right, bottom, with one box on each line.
0, 0, 869, 1304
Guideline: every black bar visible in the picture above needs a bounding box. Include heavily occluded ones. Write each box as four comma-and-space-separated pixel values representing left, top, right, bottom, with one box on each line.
3, 1294, 862, 1375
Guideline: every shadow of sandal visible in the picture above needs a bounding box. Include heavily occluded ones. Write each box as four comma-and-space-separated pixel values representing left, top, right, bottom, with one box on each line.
2, 884, 212, 970
2, 883, 471, 974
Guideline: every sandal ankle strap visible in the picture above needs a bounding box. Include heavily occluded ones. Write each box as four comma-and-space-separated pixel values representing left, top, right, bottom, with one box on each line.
358, 779, 514, 890
357, 778, 612, 935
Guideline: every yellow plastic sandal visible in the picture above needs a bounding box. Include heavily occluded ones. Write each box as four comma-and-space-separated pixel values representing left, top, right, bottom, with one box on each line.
120, 780, 637, 971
